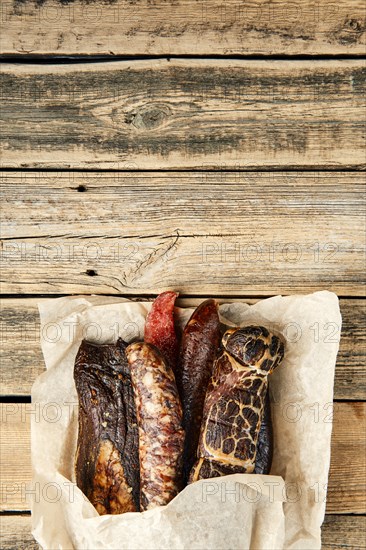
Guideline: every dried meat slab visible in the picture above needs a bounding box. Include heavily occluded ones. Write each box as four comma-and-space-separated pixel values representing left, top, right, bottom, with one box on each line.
190, 326, 284, 482
74, 338, 139, 514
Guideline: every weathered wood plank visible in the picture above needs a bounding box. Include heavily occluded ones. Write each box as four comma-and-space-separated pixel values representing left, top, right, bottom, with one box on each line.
0, 515, 364, 550
0, 297, 364, 398
326, 402, 366, 514
1, 172, 365, 295
0, 516, 39, 550
1, 61, 365, 169
0, 298, 43, 396
322, 515, 366, 549
0, 404, 32, 511
336, 299, 366, 400
1, 402, 364, 512
1, 0, 365, 56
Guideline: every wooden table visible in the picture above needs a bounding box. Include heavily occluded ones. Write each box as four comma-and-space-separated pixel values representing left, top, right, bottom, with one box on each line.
0, 1, 365, 547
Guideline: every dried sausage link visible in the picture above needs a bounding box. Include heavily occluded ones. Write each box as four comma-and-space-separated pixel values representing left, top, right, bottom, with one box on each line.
126, 342, 184, 510
177, 299, 221, 483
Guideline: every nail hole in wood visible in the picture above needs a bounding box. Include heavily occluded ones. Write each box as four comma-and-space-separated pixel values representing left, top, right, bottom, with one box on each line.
77, 185, 87, 192
86, 269, 97, 277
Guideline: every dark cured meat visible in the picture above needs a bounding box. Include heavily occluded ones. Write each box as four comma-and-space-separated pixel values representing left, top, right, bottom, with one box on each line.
189, 326, 284, 482
74, 339, 139, 514
254, 392, 273, 475
144, 291, 179, 373
126, 342, 184, 511
177, 299, 221, 483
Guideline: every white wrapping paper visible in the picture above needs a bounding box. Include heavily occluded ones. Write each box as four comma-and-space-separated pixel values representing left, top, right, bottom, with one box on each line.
31, 291, 341, 549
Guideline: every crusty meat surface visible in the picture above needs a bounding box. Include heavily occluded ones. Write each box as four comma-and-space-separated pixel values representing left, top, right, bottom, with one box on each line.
74, 338, 139, 514
126, 342, 184, 510
254, 391, 273, 475
144, 291, 179, 373
176, 299, 221, 482
189, 326, 284, 482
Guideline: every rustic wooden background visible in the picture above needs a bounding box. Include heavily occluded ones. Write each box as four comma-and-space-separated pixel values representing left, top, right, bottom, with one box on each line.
0, 0, 365, 547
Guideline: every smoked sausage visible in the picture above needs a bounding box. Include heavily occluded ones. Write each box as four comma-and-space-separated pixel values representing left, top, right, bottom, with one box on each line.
126, 342, 184, 510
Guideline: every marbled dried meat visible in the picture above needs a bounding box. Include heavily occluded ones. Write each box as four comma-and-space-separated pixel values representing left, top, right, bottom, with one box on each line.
189, 326, 284, 482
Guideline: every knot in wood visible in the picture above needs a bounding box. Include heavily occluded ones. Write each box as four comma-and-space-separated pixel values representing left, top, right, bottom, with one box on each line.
131, 103, 171, 130
335, 17, 366, 44
346, 18, 363, 32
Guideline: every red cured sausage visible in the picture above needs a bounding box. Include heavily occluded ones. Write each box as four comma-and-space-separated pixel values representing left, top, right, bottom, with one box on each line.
144, 291, 179, 373
126, 342, 184, 510
177, 299, 221, 483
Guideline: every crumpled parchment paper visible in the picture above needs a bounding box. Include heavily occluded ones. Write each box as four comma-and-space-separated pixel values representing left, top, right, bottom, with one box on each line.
31, 291, 341, 549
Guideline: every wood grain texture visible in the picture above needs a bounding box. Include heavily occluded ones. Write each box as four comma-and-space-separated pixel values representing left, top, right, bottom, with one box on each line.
1, 0, 365, 56
0, 298, 43, 396
0, 402, 364, 512
1, 514, 365, 550
0, 403, 32, 511
1, 60, 365, 170
0, 516, 39, 550
1, 172, 365, 296
327, 402, 366, 514
321, 515, 366, 549
0, 297, 365, 398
